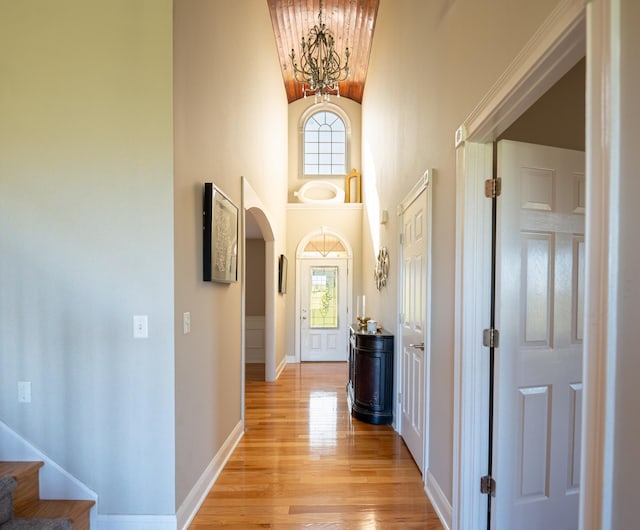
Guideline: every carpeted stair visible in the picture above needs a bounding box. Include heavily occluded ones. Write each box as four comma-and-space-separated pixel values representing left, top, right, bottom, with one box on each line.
0, 463, 94, 530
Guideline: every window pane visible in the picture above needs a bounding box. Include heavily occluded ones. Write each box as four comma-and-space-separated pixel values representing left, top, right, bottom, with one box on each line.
303, 111, 348, 177
310, 266, 338, 328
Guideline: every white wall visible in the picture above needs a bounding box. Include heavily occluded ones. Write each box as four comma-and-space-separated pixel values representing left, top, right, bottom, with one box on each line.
173, 0, 288, 509
0, 0, 175, 515
362, 0, 560, 504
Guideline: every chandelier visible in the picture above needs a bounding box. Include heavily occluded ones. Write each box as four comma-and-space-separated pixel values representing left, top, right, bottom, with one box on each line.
289, 0, 351, 102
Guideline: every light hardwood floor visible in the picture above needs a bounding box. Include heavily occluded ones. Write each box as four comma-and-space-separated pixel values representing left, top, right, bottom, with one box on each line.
189, 362, 444, 529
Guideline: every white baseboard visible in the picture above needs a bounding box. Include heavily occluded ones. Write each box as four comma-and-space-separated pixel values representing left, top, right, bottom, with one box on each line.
175, 420, 244, 530
286, 355, 297, 364
275, 355, 287, 379
95, 515, 176, 530
426, 470, 453, 530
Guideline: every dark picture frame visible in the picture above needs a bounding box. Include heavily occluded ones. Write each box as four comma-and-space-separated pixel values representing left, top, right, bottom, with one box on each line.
203, 182, 238, 283
278, 254, 288, 294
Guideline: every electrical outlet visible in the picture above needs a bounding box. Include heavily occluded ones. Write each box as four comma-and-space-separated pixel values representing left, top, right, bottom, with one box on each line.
183, 312, 191, 334
133, 315, 148, 338
18, 381, 31, 403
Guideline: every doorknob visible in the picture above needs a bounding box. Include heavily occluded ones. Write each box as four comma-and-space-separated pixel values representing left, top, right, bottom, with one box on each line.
302, 316, 307, 320
409, 342, 425, 350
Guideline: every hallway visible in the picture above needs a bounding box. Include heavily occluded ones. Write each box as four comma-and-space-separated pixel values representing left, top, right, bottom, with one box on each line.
189, 363, 443, 528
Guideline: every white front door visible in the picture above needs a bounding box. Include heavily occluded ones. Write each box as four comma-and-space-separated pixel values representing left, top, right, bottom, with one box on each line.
400, 189, 429, 472
300, 259, 348, 362
494, 140, 585, 530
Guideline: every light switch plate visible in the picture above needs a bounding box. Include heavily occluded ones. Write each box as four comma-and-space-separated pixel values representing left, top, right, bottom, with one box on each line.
18, 381, 31, 403
183, 312, 191, 334
133, 315, 148, 338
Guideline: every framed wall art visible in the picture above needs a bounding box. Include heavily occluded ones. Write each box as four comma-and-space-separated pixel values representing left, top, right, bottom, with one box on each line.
203, 182, 238, 283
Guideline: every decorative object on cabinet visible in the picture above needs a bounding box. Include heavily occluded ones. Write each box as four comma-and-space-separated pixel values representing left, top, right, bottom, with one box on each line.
347, 324, 394, 425
278, 254, 288, 294
203, 183, 238, 283
356, 295, 369, 330
374, 246, 389, 290
344, 168, 361, 203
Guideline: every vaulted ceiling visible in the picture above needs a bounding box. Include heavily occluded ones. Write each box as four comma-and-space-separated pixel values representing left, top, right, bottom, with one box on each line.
267, 0, 380, 104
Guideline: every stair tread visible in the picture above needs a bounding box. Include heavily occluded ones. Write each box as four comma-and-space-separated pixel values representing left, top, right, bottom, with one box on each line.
0, 462, 44, 480
15, 499, 95, 521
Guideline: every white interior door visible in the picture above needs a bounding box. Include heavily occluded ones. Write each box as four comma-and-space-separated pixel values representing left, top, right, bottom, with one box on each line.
300, 259, 348, 362
400, 189, 429, 472
494, 140, 585, 530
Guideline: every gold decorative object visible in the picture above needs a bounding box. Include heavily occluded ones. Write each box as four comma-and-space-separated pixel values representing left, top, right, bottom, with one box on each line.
344, 168, 361, 203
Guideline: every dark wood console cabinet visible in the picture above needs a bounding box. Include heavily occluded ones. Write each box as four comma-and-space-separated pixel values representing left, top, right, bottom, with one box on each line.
347, 324, 394, 425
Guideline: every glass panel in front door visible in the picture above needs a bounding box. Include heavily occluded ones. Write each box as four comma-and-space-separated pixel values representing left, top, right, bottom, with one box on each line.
310, 266, 339, 329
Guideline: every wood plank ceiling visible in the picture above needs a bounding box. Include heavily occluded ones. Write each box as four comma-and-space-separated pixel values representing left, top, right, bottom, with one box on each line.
267, 0, 380, 104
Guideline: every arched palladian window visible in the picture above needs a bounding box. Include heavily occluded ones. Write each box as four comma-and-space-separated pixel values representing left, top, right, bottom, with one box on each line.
301, 105, 350, 178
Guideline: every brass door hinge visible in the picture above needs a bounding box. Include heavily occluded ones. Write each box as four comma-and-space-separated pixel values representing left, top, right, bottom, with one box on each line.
484, 178, 502, 198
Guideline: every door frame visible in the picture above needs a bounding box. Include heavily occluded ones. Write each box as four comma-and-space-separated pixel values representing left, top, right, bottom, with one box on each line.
396, 170, 434, 479
451, 0, 618, 528
294, 228, 353, 363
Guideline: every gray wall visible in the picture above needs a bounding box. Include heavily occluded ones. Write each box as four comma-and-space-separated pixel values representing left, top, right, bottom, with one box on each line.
246, 240, 266, 317
0, 0, 176, 514
499, 58, 585, 150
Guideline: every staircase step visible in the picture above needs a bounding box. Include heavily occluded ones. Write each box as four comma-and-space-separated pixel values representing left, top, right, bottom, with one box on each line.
0, 462, 94, 530
0, 462, 43, 513
15, 500, 94, 530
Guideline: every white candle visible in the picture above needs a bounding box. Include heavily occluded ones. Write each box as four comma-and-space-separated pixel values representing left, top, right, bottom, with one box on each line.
362, 296, 366, 317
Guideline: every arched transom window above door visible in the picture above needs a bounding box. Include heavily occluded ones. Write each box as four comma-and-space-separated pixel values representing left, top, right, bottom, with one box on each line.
302, 232, 347, 258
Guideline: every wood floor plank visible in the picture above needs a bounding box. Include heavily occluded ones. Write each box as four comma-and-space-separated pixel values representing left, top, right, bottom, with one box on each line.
189, 362, 444, 529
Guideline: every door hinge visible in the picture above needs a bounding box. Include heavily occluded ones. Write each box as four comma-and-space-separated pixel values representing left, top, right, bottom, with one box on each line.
399, 233, 404, 245
483, 328, 500, 348
484, 178, 502, 198
480, 475, 496, 496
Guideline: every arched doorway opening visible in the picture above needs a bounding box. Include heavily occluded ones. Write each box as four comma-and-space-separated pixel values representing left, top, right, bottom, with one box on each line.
294, 227, 353, 362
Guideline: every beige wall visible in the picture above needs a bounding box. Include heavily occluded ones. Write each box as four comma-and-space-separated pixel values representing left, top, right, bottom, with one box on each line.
245, 239, 266, 316
362, 0, 561, 504
0, 0, 175, 515
288, 98, 362, 201
499, 58, 585, 150
173, 0, 288, 509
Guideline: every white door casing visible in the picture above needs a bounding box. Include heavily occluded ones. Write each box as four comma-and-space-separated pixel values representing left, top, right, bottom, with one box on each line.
452, 3, 588, 529
300, 259, 348, 362
494, 140, 585, 530
398, 172, 433, 474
